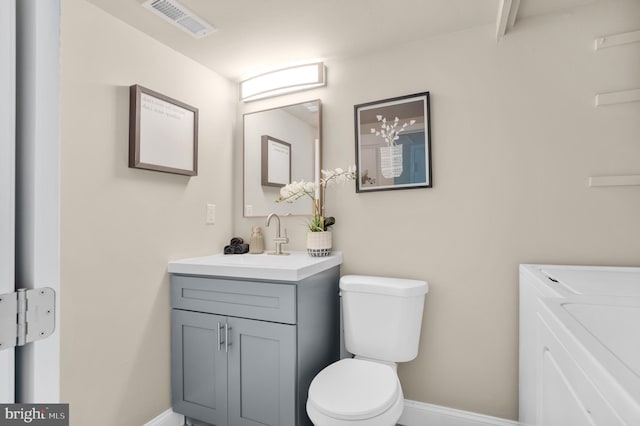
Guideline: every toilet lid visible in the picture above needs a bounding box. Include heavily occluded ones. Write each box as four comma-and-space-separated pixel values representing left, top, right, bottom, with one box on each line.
308, 359, 400, 420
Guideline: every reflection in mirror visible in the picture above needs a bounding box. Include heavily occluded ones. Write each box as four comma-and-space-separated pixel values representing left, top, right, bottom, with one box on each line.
243, 100, 321, 217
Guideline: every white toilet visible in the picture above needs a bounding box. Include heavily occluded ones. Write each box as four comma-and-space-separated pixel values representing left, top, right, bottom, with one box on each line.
306, 275, 429, 426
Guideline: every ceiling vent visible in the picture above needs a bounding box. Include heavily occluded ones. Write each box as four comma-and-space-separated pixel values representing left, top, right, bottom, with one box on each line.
142, 0, 215, 39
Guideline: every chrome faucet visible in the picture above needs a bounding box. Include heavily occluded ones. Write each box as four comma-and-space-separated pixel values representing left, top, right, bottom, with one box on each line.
266, 213, 289, 255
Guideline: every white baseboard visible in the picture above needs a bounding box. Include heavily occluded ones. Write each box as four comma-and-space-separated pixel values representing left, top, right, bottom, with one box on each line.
399, 400, 519, 426
145, 401, 518, 426
143, 409, 184, 426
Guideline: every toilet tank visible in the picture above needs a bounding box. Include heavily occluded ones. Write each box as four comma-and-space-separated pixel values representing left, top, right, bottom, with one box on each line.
340, 275, 428, 363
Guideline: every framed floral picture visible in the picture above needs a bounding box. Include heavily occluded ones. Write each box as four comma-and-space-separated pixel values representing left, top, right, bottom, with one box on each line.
354, 92, 431, 192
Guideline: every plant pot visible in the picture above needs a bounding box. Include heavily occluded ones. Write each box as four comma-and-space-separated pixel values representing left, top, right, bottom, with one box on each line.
379, 144, 403, 178
307, 231, 332, 257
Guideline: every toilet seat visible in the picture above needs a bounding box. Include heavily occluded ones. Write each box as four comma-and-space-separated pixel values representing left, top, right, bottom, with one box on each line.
307, 358, 400, 420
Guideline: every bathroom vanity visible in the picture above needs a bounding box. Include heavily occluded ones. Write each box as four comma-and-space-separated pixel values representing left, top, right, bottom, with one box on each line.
168, 252, 342, 426
519, 264, 640, 426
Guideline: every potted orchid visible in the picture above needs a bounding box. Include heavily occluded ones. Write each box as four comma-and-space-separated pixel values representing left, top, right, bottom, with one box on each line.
277, 165, 356, 256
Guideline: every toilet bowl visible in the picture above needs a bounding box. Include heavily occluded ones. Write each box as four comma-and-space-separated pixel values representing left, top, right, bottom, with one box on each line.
306, 275, 428, 426
306, 358, 404, 426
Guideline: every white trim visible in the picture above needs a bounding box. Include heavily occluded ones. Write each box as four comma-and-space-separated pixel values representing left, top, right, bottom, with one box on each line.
0, 0, 16, 405
399, 400, 519, 426
143, 409, 184, 426
144, 402, 518, 426
15, 0, 61, 403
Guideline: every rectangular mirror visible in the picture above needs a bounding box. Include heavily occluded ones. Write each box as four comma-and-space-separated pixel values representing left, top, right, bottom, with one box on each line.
243, 100, 321, 217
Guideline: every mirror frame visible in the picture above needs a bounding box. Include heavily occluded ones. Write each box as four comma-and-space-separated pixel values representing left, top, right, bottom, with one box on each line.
242, 99, 322, 218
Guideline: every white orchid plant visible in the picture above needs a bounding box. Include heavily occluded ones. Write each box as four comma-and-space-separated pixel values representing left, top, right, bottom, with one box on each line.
371, 115, 416, 146
276, 165, 357, 232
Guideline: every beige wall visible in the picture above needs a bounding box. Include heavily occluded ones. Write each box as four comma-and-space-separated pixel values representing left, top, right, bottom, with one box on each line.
60, 0, 235, 424
236, 1, 640, 420
58, 0, 640, 423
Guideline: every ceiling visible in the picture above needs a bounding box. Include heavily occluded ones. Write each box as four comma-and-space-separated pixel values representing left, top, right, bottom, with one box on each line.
84, 0, 601, 81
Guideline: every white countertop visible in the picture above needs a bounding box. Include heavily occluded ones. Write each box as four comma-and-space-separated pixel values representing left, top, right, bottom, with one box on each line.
168, 251, 343, 282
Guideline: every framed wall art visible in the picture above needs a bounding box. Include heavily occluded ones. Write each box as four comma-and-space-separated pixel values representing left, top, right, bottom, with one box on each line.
129, 84, 198, 176
261, 135, 291, 187
354, 92, 431, 192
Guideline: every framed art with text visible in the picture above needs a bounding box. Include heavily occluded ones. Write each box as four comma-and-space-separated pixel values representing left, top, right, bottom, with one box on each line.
261, 135, 291, 187
129, 84, 198, 176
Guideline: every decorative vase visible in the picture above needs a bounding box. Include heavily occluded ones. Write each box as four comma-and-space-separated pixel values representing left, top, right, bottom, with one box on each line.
379, 144, 403, 178
249, 226, 264, 254
307, 231, 332, 257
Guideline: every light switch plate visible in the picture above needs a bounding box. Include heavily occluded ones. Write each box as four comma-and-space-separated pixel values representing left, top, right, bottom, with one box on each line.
206, 204, 216, 224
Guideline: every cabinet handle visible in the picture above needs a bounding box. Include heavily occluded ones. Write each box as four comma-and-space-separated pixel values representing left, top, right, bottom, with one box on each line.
217, 322, 224, 351
225, 323, 232, 353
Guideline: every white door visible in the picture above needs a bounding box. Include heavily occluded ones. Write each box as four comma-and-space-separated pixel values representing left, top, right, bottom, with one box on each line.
14, 0, 61, 403
0, 0, 16, 404
0, 0, 60, 403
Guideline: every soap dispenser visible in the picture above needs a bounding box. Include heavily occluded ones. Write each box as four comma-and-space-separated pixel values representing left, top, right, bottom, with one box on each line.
249, 226, 265, 254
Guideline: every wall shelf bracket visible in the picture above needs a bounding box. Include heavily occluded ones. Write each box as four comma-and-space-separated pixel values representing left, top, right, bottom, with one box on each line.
595, 29, 640, 50
595, 88, 640, 107
588, 175, 640, 187
496, 0, 520, 40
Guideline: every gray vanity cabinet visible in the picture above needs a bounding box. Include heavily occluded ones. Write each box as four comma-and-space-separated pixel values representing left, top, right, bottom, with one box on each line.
172, 310, 228, 425
170, 266, 340, 426
227, 317, 296, 426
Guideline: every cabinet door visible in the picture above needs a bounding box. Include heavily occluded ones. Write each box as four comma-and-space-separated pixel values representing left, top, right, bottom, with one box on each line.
172, 309, 228, 426
537, 317, 624, 426
227, 317, 296, 426
540, 349, 597, 426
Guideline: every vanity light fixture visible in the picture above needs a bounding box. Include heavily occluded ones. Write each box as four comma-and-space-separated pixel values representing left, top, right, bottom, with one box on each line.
240, 62, 326, 102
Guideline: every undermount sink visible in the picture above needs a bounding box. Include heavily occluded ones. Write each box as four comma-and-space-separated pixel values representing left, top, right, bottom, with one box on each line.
168, 251, 343, 282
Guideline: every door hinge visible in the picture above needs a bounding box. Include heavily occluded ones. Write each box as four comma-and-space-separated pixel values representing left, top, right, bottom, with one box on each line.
0, 287, 55, 351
